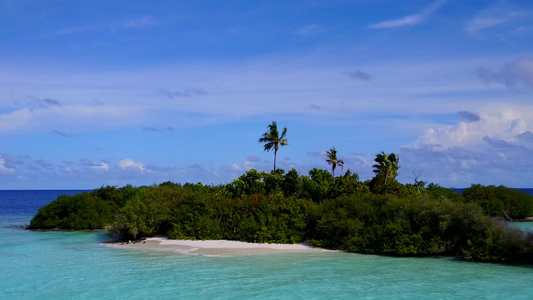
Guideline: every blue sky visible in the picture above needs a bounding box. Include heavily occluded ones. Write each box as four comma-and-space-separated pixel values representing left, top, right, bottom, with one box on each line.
1, 0, 533, 189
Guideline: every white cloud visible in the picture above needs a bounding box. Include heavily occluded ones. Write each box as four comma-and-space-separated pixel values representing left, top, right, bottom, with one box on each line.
0, 108, 32, 132
464, 2, 530, 37
412, 105, 533, 150
369, 0, 446, 29
229, 163, 241, 171
465, 17, 507, 36
401, 105, 533, 186
0, 157, 16, 174
243, 155, 262, 170
91, 162, 109, 171
0, 55, 514, 135
0, 104, 141, 134
117, 159, 147, 173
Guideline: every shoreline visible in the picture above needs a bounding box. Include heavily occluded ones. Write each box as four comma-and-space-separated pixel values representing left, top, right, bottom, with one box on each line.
107, 237, 332, 256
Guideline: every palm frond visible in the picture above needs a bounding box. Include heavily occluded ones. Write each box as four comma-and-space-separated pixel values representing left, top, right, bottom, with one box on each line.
258, 121, 288, 171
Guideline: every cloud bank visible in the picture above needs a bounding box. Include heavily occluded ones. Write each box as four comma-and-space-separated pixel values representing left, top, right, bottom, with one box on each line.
402, 106, 533, 186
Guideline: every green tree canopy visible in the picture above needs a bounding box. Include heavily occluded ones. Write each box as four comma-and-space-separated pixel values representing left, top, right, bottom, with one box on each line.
372, 151, 400, 185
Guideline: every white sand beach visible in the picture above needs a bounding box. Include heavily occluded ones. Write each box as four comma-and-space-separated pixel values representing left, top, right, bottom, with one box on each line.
109, 237, 329, 256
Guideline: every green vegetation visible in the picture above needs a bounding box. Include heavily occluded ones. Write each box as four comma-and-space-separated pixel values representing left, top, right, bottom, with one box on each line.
308, 193, 532, 262
26, 122, 533, 264
462, 184, 533, 220
28, 167, 533, 264
28, 185, 139, 230
372, 152, 400, 185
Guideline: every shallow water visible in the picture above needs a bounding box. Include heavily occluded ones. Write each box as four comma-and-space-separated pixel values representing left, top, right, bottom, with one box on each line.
508, 222, 533, 233
1, 191, 532, 299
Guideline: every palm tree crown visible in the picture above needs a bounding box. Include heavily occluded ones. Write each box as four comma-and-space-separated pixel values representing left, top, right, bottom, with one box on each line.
326, 147, 344, 177
258, 121, 288, 171
372, 151, 399, 184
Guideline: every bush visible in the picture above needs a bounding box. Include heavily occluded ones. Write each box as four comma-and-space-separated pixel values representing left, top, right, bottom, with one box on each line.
462, 185, 533, 220
308, 193, 533, 262
29, 192, 116, 230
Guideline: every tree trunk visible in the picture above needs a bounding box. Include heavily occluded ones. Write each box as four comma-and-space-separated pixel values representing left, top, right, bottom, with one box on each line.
274, 149, 277, 171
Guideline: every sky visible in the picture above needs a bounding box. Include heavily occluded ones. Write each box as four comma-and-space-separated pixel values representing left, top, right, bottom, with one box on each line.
1, 0, 533, 189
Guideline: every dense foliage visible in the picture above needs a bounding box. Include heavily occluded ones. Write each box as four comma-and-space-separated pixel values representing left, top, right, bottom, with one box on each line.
28, 185, 139, 230
29, 168, 533, 264
462, 184, 533, 220
308, 193, 532, 262
106, 182, 311, 244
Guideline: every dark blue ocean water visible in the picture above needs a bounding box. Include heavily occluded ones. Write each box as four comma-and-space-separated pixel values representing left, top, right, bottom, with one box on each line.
1, 190, 532, 299
0, 190, 87, 217
517, 188, 533, 196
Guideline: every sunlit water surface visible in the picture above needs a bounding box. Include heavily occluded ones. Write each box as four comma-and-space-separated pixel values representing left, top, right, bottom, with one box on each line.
1, 190, 531, 299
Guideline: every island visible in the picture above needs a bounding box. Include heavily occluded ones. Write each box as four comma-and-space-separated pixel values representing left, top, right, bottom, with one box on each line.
28, 165, 533, 264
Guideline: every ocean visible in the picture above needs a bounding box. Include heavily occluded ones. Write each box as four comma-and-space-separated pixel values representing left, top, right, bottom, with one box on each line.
1, 190, 532, 299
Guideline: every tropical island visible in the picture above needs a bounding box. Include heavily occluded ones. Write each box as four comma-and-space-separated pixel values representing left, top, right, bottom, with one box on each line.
29, 122, 533, 264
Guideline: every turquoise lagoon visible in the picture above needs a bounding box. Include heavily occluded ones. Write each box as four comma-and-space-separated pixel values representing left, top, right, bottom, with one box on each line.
1, 190, 532, 299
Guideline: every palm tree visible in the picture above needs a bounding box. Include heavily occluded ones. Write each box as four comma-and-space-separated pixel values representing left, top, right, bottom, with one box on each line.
372, 151, 399, 184
258, 121, 288, 171
326, 147, 344, 177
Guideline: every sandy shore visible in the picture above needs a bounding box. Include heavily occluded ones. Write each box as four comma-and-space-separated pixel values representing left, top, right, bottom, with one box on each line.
108, 237, 329, 256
